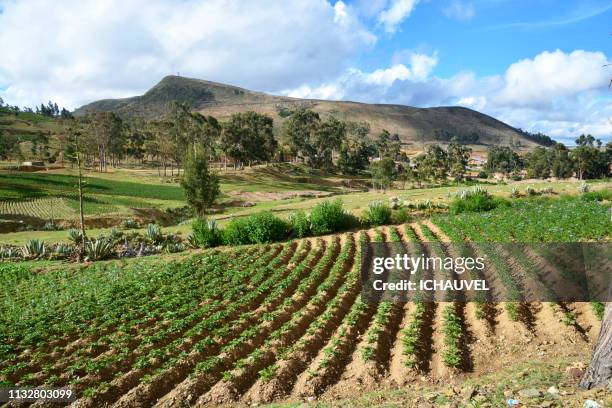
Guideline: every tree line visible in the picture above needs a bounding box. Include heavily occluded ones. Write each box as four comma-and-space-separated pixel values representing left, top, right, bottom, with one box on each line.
485, 134, 611, 180
1, 99, 609, 184
0, 97, 72, 118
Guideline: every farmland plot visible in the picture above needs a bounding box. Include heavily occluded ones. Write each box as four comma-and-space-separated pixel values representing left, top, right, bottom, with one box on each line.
0, 199, 608, 406
0, 197, 75, 219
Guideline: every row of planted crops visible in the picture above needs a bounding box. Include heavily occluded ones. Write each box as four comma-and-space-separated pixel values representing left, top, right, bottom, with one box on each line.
0, 195, 609, 406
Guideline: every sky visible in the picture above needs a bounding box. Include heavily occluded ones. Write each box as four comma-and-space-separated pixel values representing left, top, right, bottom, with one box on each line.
0, 0, 610, 142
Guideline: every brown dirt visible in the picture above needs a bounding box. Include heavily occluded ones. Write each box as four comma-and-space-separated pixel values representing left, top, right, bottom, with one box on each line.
387, 302, 416, 386
422, 220, 450, 243
571, 302, 602, 341
227, 190, 333, 202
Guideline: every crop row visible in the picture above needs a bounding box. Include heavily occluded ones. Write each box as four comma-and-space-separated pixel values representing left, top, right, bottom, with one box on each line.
196, 234, 358, 405
1, 245, 270, 381
0, 197, 75, 219
17, 245, 281, 388
73, 239, 310, 405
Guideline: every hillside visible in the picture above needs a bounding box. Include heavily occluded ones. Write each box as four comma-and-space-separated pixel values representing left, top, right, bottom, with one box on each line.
75, 75, 542, 148
0, 109, 65, 139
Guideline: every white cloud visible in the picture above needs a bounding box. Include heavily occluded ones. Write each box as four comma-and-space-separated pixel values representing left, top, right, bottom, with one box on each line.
285, 51, 438, 101
333, 1, 349, 24
494, 49, 609, 106
286, 49, 612, 138
408, 52, 439, 81
443, 0, 475, 22
377, 0, 420, 33
363, 65, 412, 86
457, 96, 487, 110
0, 0, 375, 109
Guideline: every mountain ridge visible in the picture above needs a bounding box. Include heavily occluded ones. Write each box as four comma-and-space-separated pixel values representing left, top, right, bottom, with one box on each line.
74, 75, 543, 148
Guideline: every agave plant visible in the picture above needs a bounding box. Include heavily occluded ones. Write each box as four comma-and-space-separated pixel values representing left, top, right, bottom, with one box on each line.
457, 190, 468, 199
84, 239, 115, 261
145, 224, 163, 243
108, 228, 123, 242
52, 243, 73, 259
42, 220, 60, 231
185, 234, 198, 249
472, 186, 489, 196
579, 182, 590, 193
510, 187, 520, 198
164, 242, 185, 254
23, 239, 46, 259
122, 219, 139, 229
207, 219, 218, 230
67, 229, 83, 244
0, 246, 20, 260
388, 196, 401, 209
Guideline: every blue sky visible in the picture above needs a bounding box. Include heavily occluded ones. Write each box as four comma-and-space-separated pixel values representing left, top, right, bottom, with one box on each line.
357, 0, 612, 77
0, 0, 610, 142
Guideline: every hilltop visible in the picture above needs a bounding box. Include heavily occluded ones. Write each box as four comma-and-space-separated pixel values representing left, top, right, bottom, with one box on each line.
75, 75, 545, 148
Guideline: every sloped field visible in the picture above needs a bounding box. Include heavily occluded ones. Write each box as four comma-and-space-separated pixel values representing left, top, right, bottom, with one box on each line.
0, 218, 605, 407
0, 197, 76, 219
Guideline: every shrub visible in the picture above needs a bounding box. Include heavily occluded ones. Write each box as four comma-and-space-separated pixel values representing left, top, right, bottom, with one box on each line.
245, 212, 289, 244
288, 210, 310, 238
579, 182, 590, 193
224, 212, 289, 245
581, 189, 611, 202
510, 187, 520, 198
309, 199, 358, 235
23, 239, 46, 259
192, 218, 223, 248
449, 189, 507, 214
476, 170, 489, 179
391, 207, 411, 224
84, 239, 114, 261
364, 201, 392, 226
223, 217, 251, 246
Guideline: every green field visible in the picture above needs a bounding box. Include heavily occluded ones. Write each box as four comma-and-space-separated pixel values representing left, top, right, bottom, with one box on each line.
1, 165, 610, 245
1, 196, 608, 407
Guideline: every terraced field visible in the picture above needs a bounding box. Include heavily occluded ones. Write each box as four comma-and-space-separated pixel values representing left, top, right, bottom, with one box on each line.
0, 197, 76, 219
1, 210, 606, 407
0, 172, 185, 225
